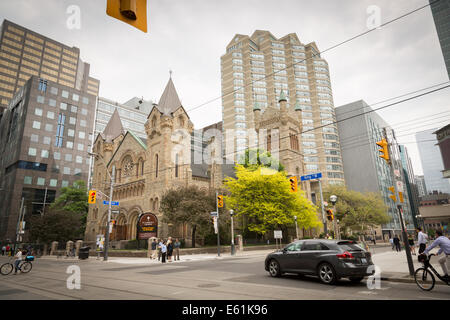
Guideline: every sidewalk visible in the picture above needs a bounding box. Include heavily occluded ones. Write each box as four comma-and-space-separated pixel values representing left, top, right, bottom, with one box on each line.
371, 247, 442, 284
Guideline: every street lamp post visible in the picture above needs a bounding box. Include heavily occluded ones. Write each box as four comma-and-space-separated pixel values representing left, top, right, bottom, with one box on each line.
88, 152, 115, 261
330, 195, 339, 240
230, 209, 235, 256
294, 216, 299, 240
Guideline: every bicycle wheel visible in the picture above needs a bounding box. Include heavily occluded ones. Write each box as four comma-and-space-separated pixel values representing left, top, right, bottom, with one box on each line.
414, 267, 435, 291
20, 262, 32, 273
0, 263, 13, 275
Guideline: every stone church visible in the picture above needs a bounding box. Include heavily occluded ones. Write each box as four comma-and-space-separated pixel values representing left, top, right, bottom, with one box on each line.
84, 78, 224, 245
85, 78, 316, 246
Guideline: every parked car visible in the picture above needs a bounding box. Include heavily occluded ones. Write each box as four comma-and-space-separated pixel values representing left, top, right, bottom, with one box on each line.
264, 239, 374, 284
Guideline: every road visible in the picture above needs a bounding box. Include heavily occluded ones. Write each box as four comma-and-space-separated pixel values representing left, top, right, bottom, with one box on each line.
1, 248, 449, 300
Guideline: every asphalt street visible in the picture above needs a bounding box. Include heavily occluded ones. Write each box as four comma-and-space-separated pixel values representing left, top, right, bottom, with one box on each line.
0, 248, 449, 300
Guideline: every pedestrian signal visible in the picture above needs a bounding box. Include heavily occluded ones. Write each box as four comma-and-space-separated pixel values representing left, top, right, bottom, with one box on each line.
106, 0, 148, 33
289, 176, 298, 193
376, 138, 390, 163
88, 190, 97, 204
217, 195, 224, 208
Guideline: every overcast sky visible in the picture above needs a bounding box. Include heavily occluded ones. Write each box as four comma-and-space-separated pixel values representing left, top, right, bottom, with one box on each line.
1, 0, 449, 175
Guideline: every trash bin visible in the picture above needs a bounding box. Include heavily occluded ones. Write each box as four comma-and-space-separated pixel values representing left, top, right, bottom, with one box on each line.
78, 246, 90, 260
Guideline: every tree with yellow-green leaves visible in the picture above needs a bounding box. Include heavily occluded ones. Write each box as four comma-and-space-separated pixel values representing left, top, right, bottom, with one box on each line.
224, 165, 321, 236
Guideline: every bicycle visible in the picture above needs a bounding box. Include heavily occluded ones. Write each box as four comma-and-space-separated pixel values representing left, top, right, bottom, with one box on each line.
0, 256, 33, 275
414, 253, 450, 291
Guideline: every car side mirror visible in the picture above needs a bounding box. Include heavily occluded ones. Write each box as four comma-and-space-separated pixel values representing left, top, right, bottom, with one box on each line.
282, 248, 287, 253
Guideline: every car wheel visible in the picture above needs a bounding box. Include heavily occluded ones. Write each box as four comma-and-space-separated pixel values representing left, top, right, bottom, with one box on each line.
318, 263, 337, 285
268, 259, 281, 277
349, 277, 364, 283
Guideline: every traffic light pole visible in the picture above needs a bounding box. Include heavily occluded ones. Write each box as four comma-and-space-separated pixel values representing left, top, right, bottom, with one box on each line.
384, 130, 414, 276
103, 165, 115, 261
216, 191, 220, 257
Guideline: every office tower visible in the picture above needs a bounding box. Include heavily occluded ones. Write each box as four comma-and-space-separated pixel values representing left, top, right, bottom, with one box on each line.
415, 175, 428, 197
95, 97, 153, 140
336, 100, 415, 237
221, 30, 344, 187
0, 76, 96, 241
434, 124, 450, 178
399, 145, 420, 227
416, 128, 450, 194
429, 0, 450, 79
0, 19, 100, 118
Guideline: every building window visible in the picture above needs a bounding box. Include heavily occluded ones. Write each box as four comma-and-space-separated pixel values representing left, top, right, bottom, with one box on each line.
78, 131, 85, 139
53, 152, 60, 160
62, 180, 69, 187
67, 129, 74, 137
66, 141, 73, 149
38, 79, 47, 92
49, 179, 57, 187
49, 99, 56, 107
175, 154, 179, 178
41, 150, 49, 158
30, 134, 39, 142
77, 143, 84, 151
63, 167, 71, 175
34, 108, 43, 116
36, 177, 45, 186
69, 117, 76, 125
72, 93, 79, 102
37, 96, 44, 104
55, 113, 65, 147
155, 154, 159, 178
60, 102, 67, 110
62, 90, 69, 98
45, 123, 53, 132
28, 147, 37, 156
50, 87, 58, 95
24, 176, 32, 185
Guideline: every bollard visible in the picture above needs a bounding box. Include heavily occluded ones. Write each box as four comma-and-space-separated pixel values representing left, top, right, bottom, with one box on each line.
50, 241, 58, 256
75, 240, 83, 257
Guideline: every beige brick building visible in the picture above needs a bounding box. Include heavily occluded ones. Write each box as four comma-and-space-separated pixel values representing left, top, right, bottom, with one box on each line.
85, 78, 225, 245
221, 30, 345, 197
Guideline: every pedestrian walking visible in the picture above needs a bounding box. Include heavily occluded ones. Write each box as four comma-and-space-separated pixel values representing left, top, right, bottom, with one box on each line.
1, 245, 5, 256
417, 227, 428, 254
174, 238, 181, 261
393, 234, 401, 252
6, 244, 10, 256
167, 237, 173, 262
150, 239, 157, 259
160, 240, 167, 263
408, 234, 416, 255
157, 238, 163, 261
389, 237, 394, 250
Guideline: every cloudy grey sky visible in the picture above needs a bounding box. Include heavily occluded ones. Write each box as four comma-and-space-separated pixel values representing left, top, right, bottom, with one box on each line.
1, 0, 448, 175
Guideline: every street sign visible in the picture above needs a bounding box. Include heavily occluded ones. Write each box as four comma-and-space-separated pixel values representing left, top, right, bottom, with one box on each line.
103, 201, 119, 206
111, 210, 120, 214
210, 211, 218, 216
213, 216, 218, 234
300, 172, 322, 181
323, 201, 328, 207
274, 230, 283, 239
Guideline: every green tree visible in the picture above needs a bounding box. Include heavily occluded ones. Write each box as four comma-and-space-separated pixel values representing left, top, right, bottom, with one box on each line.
323, 185, 390, 237
50, 180, 89, 231
238, 148, 285, 172
160, 186, 221, 248
28, 209, 84, 244
224, 165, 321, 236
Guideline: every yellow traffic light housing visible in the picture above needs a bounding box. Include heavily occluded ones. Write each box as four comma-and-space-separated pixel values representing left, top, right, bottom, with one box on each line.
217, 195, 224, 208
376, 138, 390, 163
399, 191, 404, 203
106, 0, 148, 33
88, 190, 97, 204
388, 186, 396, 202
326, 209, 334, 221
289, 176, 298, 193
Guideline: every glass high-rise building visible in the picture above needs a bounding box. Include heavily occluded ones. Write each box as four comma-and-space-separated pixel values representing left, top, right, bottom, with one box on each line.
416, 128, 450, 194
221, 30, 344, 186
429, 0, 450, 79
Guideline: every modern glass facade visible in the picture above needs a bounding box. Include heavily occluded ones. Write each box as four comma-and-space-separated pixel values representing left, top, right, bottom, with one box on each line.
430, 0, 450, 79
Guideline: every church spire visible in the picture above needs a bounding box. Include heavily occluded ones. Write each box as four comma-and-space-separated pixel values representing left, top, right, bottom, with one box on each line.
102, 108, 124, 142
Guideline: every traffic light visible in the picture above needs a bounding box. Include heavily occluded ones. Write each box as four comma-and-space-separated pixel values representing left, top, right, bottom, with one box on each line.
289, 176, 298, 193
326, 209, 334, 221
399, 191, 404, 203
217, 195, 224, 208
88, 190, 97, 204
106, 0, 148, 33
388, 186, 396, 202
376, 138, 390, 163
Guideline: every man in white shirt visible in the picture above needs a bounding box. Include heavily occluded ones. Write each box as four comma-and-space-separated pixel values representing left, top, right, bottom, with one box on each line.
417, 227, 428, 254
14, 249, 24, 274
422, 229, 450, 281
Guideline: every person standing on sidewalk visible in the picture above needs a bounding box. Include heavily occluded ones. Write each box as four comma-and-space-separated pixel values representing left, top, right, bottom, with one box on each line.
393, 234, 401, 252
408, 234, 416, 255
417, 227, 428, 254
422, 229, 450, 281
160, 240, 167, 263
389, 237, 394, 250
1, 245, 5, 256
150, 239, 157, 259
157, 238, 163, 261
174, 238, 181, 261
167, 237, 173, 262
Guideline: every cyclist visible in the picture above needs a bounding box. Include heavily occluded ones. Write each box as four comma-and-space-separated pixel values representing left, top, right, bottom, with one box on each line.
13, 249, 26, 274
421, 229, 450, 281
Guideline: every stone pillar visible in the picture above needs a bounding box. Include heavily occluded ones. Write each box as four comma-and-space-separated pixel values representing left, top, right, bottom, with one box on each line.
147, 238, 152, 258
236, 235, 243, 252
42, 244, 48, 256
50, 241, 58, 255
75, 240, 83, 256
66, 240, 74, 256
